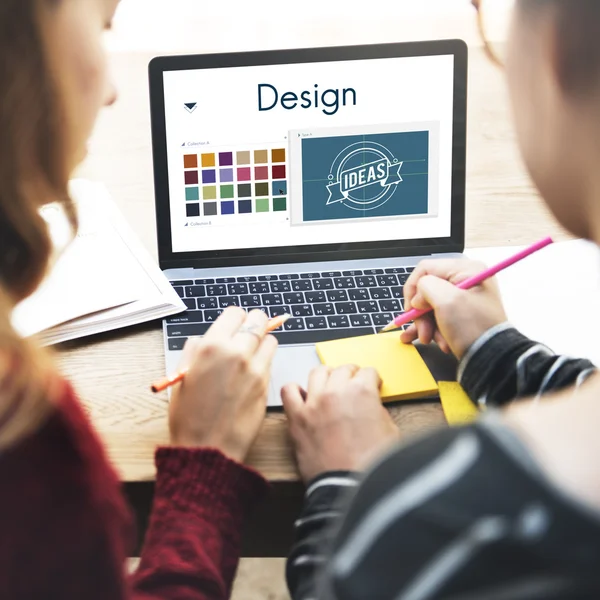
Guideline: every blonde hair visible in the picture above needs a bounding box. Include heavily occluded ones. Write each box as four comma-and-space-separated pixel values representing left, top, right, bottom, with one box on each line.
0, 0, 78, 448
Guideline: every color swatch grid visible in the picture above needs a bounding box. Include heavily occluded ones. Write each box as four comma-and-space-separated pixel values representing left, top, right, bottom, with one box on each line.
183, 148, 288, 218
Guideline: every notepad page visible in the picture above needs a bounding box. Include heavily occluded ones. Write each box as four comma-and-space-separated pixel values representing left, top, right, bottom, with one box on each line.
316, 333, 438, 403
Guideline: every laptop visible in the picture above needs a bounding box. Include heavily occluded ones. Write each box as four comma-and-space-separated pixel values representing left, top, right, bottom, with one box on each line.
149, 40, 468, 406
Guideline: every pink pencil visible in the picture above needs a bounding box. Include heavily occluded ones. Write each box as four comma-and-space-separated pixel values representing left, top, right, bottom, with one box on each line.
379, 236, 554, 333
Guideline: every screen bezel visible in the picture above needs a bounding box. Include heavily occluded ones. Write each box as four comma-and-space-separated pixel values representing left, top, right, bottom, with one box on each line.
149, 40, 468, 270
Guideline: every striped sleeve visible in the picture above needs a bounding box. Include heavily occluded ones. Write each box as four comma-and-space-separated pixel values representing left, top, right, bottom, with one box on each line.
287, 472, 360, 600
288, 425, 600, 600
458, 323, 596, 408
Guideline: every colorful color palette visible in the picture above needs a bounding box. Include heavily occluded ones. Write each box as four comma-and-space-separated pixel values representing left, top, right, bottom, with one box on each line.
183, 147, 287, 217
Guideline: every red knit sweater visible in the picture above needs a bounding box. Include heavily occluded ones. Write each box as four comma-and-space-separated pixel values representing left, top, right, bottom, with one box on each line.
0, 379, 268, 599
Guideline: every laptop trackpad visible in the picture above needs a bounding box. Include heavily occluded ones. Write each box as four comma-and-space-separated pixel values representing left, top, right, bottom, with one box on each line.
268, 345, 321, 407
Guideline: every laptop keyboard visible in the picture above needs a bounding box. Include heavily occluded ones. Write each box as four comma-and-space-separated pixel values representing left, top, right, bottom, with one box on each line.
165, 267, 415, 350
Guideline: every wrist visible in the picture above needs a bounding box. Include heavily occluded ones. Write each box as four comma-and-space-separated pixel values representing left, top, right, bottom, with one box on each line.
169, 432, 247, 463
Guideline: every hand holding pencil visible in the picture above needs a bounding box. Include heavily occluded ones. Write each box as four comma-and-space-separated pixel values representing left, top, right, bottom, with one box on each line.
163, 307, 283, 462
397, 238, 553, 358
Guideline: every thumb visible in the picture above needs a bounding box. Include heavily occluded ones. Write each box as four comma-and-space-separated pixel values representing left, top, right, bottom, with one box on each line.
412, 275, 462, 312
281, 383, 305, 421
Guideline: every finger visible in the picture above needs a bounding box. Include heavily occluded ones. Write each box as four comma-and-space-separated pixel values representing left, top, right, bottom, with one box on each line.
404, 259, 486, 308
400, 324, 418, 344
281, 383, 305, 420
203, 306, 247, 341
415, 315, 436, 346
307, 365, 331, 398
353, 367, 383, 390
327, 364, 360, 389
417, 275, 463, 312
231, 309, 270, 357
434, 330, 451, 354
251, 333, 279, 375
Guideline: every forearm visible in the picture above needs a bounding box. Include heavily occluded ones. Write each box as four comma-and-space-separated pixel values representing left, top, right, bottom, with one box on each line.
130, 448, 268, 600
459, 322, 596, 407
287, 472, 360, 600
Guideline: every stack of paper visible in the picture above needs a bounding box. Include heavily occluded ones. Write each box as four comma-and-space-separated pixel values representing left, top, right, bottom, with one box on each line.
11, 180, 186, 345
316, 332, 439, 403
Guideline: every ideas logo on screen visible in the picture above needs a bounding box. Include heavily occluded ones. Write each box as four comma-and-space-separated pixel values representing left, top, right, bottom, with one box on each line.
326, 142, 403, 212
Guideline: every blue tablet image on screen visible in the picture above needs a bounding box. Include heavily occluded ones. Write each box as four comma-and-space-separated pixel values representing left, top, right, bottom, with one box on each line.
300, 129, 429, 223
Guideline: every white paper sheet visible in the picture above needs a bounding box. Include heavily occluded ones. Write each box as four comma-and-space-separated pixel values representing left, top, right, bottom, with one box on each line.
12, 180, 185, 343
467, 239, 600, 366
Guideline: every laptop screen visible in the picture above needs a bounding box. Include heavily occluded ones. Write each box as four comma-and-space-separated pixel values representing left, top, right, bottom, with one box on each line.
159, 49, 459, 258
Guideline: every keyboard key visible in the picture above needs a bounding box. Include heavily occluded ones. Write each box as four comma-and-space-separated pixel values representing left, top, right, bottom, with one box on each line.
250, 282, 269, 294
270, 281, 291, 293
185, 285, 206, 298
292, 280, 313, 292
327, 315, 350, 328
384, 268, 406, 274
258, 275, 279, 281
172, 280, 194, 286
334, 277, 355, 289
228, 283, 248, 295
372, 313, 394, 327
173, 287, 184, 298
300, 273, 321, 279
219, 296, 240, 308
406, 267, 415, 273
370, 288, 392, 300
279, 273, 300, 280
335, 302, 358, 315
284, 318, 306, 331
356, 276, 376, 288
216, 277, 236, 283
350, 314, 372, 327
167, 323, 210, 337
380, 299, 402, 312
168, 338, 187, 351
349, 289, 369, 301
313, 278, 334, 290
364, 269, 384, 275
204, 309, 223, 322
284, 292, 304, 305
306, 316, 327, 329
167, 311, 205, 324
314, 303, 335, 316
263, 294, 283, 306
342, 270, 363, 276
357, 301, 379, 313
321, 271, 341, 278
206, 284, 226, 296
377, 275, 398, 286
269, 305, 290, 318
183, 298, 196, 310
391, 287, 404, 299
195, 278, 215, 285
305, 290, 326, 303
196, 297, 218, 309
236, 276, 257, 282
327, 290, 348, 302
291, 304, 313, 317
240, 295, 261, 307
257, 306, 269, 315
398, 274, 410, 284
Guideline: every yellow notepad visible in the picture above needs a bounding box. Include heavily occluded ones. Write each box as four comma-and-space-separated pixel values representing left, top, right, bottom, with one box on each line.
438, 381, 479, 426
316, 333, 438, 403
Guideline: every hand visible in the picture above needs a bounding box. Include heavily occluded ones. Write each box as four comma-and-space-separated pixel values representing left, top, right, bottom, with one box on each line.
400, 259, 508, 359
282, 365, 399, 483
169, 307, 278, 462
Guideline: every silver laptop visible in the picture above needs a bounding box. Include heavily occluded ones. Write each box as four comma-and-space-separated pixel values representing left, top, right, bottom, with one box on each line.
149, 40, 468, 406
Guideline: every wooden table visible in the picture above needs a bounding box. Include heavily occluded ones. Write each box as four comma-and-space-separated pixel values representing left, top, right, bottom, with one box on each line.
58, 46, 569, 556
